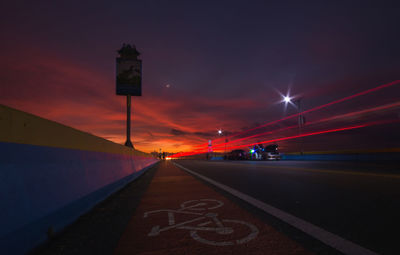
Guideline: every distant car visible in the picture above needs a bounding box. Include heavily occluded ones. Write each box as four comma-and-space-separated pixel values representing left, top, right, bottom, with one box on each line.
226, 149, 248, 160
264, 144, 281, 160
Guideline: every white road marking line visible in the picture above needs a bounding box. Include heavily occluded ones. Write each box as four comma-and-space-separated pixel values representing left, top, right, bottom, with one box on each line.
173, 162, 378, 255
168, 212, 175, 225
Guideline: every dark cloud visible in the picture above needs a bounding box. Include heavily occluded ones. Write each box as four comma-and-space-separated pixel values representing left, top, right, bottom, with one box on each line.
170, 128, 187, 136
193, 132, 214, 138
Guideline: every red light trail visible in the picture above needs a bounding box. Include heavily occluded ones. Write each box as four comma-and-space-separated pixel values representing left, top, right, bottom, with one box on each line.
209, 101, 400, 149
213, 119, 400, 152
197, 80, 400, 148
170, 118, 400, 158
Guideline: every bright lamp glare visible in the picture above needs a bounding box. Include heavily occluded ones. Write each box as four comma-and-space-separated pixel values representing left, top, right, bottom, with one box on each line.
284, 96, 291, 103
218, 130, 222, 134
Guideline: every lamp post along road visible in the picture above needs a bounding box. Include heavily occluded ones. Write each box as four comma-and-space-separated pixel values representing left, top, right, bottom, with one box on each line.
217, 129, 228, 158
295, 98, 305, 155
224, 136, 228, 155
282, 94, 305, 155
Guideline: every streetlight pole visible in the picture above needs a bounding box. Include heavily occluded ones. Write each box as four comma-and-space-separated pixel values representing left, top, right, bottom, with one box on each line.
282, 94, 305, 155
295, 98, 304, 155
217, 129, 222, 158
224, 134, 227, 155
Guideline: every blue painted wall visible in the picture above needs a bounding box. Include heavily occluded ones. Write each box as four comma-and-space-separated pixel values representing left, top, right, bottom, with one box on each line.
0, 142, 158, 254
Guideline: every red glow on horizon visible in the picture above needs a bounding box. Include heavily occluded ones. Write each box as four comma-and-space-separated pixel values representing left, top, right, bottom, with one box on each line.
215, 119, 400, 151
170, 119, 400, 158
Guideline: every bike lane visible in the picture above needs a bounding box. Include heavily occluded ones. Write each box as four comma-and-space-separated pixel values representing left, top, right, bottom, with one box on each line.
114, 161, 313, 255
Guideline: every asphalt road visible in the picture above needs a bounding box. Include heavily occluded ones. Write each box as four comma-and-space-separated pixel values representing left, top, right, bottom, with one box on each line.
174, 159, 400, 255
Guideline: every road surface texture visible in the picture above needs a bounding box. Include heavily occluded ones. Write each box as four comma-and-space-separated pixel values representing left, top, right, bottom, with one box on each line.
114, 161, 313, 255
33, 161, 327, 255
174, 159, 400, 255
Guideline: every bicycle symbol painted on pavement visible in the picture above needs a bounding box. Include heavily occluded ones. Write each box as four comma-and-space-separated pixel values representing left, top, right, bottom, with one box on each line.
143, 199, 259, 246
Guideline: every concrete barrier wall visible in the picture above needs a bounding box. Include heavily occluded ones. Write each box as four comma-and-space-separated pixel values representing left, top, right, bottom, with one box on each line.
0, 105, 158, 254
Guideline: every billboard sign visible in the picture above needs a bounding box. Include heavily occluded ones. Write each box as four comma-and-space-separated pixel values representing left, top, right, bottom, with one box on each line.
116, 44, 142, 96
116, 58, 142, 96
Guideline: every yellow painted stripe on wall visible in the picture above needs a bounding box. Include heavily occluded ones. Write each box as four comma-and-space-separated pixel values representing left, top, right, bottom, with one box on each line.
0, 104, 150, 156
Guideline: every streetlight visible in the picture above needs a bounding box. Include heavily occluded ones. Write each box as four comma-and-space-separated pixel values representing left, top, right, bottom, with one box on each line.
281, 94, 305, 155
207, 130, 222, 160
217, 129, 229, 157
217, 129, 222, 158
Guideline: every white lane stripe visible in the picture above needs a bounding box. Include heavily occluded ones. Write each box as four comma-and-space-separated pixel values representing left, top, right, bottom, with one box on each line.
173, 162, 378, 255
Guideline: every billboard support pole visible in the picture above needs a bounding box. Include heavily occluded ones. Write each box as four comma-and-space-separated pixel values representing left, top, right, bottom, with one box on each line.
125, 95, 133, 148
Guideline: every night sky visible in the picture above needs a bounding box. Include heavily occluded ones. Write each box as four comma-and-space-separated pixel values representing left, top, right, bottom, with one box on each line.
1, 1, 399, 153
